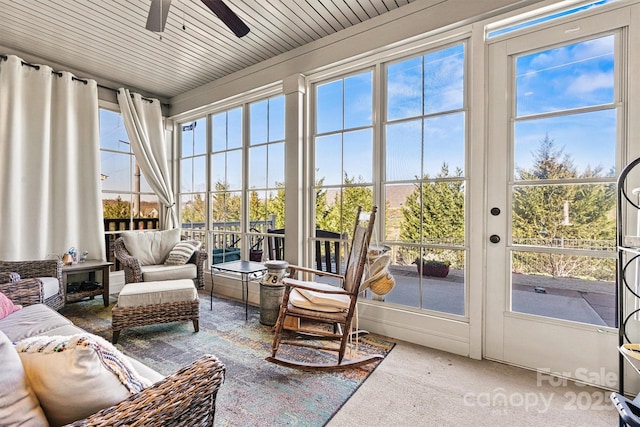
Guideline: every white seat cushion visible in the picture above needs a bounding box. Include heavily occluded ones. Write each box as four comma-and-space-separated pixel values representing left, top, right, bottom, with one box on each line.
141, 264, 197, 282
287, 280, 350, 313
38, 276, 60, 300
117, 279, 198, 308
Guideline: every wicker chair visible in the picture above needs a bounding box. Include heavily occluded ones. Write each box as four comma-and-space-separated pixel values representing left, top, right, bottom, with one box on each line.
0, 259, 63, 310
2, 278, 226, 426
114, 237, 207, 290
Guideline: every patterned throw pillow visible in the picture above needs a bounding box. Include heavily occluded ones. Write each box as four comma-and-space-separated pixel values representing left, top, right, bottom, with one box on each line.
165, 240, 202, 265
0, 292, 21, 320
15, 333, 152, 426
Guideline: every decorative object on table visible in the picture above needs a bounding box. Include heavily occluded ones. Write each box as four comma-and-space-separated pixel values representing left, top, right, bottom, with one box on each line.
259, 260, 289, 326
62, 247, 78, 265
414, 258, 450, 277
80, 251, 89, 263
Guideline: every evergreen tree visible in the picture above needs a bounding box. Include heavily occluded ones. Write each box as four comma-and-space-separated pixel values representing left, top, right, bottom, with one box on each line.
512, 135, 615, 279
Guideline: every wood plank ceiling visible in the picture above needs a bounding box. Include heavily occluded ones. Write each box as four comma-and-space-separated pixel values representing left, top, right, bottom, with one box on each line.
0, 0, 417, 100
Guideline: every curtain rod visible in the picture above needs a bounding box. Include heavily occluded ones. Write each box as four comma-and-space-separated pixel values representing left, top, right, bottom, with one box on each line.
0, 54, 170, 108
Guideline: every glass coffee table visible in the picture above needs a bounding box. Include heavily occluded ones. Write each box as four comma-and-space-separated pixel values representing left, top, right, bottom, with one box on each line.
210, 260, 267, 321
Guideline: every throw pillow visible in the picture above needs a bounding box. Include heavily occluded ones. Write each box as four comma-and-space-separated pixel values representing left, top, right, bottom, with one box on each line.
0, 292, 21, 320
0, 331, 48, 426
165, 240, 202, 265
16, 333, 152, 426
121, 228, 180, 265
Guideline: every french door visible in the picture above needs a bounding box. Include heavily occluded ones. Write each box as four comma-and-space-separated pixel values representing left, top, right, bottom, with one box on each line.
485, 9, 628, 388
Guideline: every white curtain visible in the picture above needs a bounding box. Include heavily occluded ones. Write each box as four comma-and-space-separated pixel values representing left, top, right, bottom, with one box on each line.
116, 88, 177, 229
0, 55, 105, 261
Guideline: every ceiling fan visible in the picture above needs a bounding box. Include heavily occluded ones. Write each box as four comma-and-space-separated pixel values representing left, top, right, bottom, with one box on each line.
146, 0, 250, 37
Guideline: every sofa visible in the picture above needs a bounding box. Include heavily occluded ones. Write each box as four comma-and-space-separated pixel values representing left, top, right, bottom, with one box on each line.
114, 228, 207, 290
0, 277, 225, 426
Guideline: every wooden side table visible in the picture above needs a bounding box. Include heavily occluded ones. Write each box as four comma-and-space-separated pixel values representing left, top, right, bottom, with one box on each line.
62, 260, 113, 306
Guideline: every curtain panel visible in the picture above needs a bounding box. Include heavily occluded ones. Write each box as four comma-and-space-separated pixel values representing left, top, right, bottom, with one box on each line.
0, 55, 105, 261
116, 89, 177, 230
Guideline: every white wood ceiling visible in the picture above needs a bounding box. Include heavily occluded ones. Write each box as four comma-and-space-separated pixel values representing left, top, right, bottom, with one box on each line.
0, 0, 417, 100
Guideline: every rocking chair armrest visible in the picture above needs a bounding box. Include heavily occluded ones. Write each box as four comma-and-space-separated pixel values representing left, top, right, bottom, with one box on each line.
286, 265, 345, 281
281, 278, 350, 295
66, 355, 226, 427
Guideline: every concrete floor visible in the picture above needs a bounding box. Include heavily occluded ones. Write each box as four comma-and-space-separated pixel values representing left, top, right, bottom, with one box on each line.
328, 340, 618, 427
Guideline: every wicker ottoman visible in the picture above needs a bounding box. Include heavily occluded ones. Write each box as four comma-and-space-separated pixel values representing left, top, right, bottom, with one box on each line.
112, 279, 200, 344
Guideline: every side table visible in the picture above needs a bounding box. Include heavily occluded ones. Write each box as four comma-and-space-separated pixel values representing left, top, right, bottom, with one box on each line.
210, 260, 267, 321
62, 260, 113, 307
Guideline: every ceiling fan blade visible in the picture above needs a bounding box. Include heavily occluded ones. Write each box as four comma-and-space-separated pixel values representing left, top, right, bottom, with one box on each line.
146, 0, 172, 32
201, 0, 250, 38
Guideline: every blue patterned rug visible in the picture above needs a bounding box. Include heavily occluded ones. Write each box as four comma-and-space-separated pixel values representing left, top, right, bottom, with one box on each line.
59, 291, 395, 426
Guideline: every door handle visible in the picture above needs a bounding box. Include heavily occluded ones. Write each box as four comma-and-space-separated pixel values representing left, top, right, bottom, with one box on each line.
490, 234, 500, 244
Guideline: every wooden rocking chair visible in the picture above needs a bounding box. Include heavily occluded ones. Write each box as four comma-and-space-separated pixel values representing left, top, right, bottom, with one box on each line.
266, 206, 383, 371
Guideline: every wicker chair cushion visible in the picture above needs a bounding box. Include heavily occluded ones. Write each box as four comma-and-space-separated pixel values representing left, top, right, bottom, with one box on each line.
121, 228, 180, 266
0, 292, 21, 320
140, 264, 197, 282
15, 333, 152, 426
165, 240, 202, 265
117, 280, 197, 308
38, 277, 60, 301
0, 331, 48, 426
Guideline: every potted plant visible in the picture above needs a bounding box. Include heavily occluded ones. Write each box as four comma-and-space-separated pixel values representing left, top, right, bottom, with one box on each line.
414, 258, 450, 278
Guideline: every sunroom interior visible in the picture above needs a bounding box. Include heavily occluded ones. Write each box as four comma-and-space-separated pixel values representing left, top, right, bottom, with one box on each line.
3, 0, 640, 398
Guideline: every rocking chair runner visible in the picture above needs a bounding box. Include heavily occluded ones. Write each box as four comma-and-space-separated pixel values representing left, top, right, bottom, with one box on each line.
266, 206, 383, 371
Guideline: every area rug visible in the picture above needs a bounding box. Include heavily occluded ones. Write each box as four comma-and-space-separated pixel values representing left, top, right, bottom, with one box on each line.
59, 292, 395, 426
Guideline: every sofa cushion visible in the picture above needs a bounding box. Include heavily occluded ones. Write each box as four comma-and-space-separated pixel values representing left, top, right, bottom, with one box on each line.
0, 292, 21, 320
0, 303, 73, 342
165, 240, 202, 265
141, 263, 197, 282
0, 331, 48, 426
117, 279, 198, 308
39, 276, 60, 300
16, 333, 152, 426
121, 228, 180, 266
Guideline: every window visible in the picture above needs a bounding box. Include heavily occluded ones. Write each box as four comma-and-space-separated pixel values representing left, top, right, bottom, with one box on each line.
311, 42, 468, 316
382, 43, 467, 315
313, 71, 374, 235
177, 94, 285, 264
100, 108, 158, 264
180, 117, 207, 243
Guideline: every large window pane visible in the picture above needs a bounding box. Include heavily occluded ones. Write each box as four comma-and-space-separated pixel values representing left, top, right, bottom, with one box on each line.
424, 44, 464, 115
100, 151, 131, 192
316, 80, 343, 134
344, 72, 373, 129
344, 129, 372, 182
516, 35, 614, 116
250, 100, 268, 145
249, 145, 267, 189
512, 183, 616, 248
424, 112, 465, 176
514, 110, 616, 177
386, 120, 422, 181
511, 251, 615, 326
387, 57, 422, 121
316, 134, 343, 186
268, 142, 285, 187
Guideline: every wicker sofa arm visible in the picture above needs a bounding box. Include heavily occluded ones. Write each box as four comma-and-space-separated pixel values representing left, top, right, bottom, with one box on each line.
0, 278, 44, 306
0, 271, 20, 283
66, 355, 226, 427
0, 259, 62, 281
